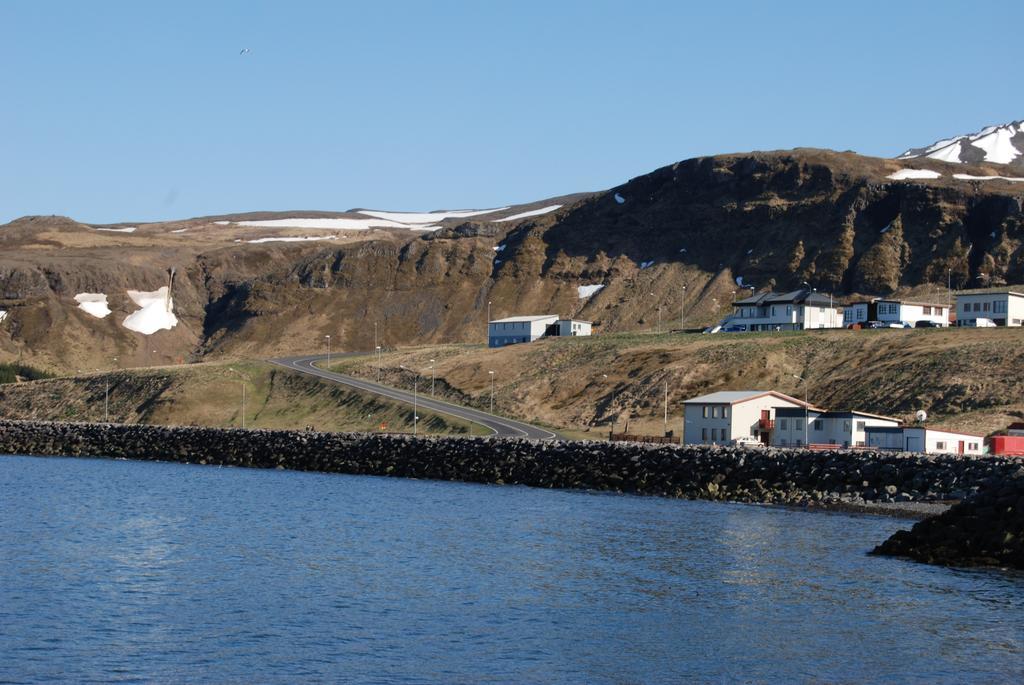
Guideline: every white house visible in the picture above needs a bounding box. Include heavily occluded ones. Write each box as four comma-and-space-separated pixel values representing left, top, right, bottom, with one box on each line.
772, 408, 900, 448
488, 315, 558, 348
555, 319, 592, 337
955, 288, 1024, 327
730, 289, 843, 331
682, 390, 819, 446
843, 299, 949, 327
865, 426, 985, 455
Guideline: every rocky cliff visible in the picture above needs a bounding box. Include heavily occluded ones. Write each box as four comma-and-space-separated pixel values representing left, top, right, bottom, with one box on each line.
2, 149, 1023, 371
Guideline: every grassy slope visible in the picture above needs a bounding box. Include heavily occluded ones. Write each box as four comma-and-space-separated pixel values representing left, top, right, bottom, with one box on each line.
328, 327, 1024, 439
0, 361, 474, 435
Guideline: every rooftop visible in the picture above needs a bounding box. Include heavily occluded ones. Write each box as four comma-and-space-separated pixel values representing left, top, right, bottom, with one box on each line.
733, 289, 838, 307
955, 287, 1024, 297
489, 315, 558, 324
684, 390, 821, 409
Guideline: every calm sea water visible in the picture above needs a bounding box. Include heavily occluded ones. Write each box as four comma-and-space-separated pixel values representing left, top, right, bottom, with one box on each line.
1, 455, 1023, 684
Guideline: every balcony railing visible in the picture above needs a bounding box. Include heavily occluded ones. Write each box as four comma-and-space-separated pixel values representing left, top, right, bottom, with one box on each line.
759, 418, 775, 430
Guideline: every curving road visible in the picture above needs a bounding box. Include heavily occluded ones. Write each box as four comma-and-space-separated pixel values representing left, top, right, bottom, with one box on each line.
269, 353, 559, 440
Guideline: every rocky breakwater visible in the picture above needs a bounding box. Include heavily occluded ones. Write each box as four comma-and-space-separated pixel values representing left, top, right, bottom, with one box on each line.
2, 420, 1023, 509
873, 466, 1024, 569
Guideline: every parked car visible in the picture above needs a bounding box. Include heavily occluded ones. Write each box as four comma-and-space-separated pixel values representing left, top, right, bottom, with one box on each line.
702, 325, 722, 334
730, 436, 762, 447
961, 318, 997, 328
722, 323, 747, 333
914, 320, 944, 328
864, 321, 887, 329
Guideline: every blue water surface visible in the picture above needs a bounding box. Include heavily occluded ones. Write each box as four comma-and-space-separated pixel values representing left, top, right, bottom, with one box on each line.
1, 454, 1023, 684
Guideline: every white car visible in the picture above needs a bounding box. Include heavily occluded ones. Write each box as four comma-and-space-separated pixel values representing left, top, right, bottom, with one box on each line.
961, 318, 997, 328
730, 436, 762, 447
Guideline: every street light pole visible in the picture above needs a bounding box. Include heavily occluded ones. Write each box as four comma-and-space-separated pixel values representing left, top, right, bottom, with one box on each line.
400, 365, 419, 435
793, 374, 807, 447
681, 285, 687, 332
663, 381, 668, 435
376, 345, 382, 383
325, 335, 331, 369
430, 359, 435, 396
486, 300, 492, 345
488, 370, 495, 413
229, 367, 249, 429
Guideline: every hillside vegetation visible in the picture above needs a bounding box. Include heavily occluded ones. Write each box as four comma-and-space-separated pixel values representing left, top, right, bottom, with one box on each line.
2, 149, 1023, 374
329, 327, 1024, 439
0, 362, 472, 435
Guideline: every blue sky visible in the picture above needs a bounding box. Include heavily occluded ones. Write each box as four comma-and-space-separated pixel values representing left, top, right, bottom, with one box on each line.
2, 0, 1022, 224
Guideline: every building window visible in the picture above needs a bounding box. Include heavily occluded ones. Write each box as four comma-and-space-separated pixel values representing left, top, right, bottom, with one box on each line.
813, 419, 823, 431
723, 406, 729, 419
712, 406, 720, 418
702, 406, 708, 418
711, 428, 718, 441
936, 441, 946, 450
937, 307, 944, 315
995, 301, 1007, 313
983, 302, 991, 311
795, 420, 803, 430
780, 418, 788, 430
843, 420, 851, 432
856, 421, 866, 431
974, 303, 981, 312
922, 306, 931, 314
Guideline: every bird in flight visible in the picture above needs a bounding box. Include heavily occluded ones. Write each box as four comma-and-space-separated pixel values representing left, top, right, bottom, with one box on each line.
239, 48, 251, 55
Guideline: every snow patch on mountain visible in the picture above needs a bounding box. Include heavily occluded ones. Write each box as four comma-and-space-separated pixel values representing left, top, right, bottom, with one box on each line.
577, 284, 605, 299
495, 205, 562, 223
123, 287, 177, 335
888, 169, 942, 181
246, 236, 338, 244
74, 293, 111, 318
357, 208, 507, 224
230, 218, 412, 230
93, 226, 137, 233
952, 173, 1024, 182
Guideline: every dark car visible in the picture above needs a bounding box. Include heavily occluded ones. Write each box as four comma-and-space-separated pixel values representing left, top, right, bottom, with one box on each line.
914, 320, 944, 328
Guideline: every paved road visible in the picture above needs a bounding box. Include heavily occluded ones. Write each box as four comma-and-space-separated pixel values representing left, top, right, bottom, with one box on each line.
269, 353, 559, 440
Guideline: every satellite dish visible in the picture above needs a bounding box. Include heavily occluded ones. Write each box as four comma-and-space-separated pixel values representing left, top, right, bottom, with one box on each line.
915, 410, 928, 423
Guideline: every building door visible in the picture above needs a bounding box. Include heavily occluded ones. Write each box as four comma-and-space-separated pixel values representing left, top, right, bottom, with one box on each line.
958, 440, 965, 454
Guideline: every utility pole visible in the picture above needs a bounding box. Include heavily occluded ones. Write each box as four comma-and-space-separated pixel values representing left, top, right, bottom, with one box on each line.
486, 300, 492, 345
793, 374, 807, 447
430, 359, 435, 396
681, 284, 687, 332
376, 345, 382, 383
489, 370, 495, 413
325, 335, 331, 369
228, 368, 249, 429
663, 381, 669, 435
948, 268, 952, 321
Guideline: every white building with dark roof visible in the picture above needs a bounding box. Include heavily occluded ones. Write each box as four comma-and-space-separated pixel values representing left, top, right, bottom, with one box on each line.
843, 298, 949, 327
730, 289, 842, 331
682, 390, 821, 446
772, 408, 901, 448
865, 426, 985, 455
488, 315, 559, 348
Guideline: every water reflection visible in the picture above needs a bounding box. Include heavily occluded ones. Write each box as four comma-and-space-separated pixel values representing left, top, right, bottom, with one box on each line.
2, 455, 1023, 684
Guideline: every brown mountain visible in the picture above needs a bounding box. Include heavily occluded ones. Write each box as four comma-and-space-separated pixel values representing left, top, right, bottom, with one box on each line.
2, 148, 1023, 372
